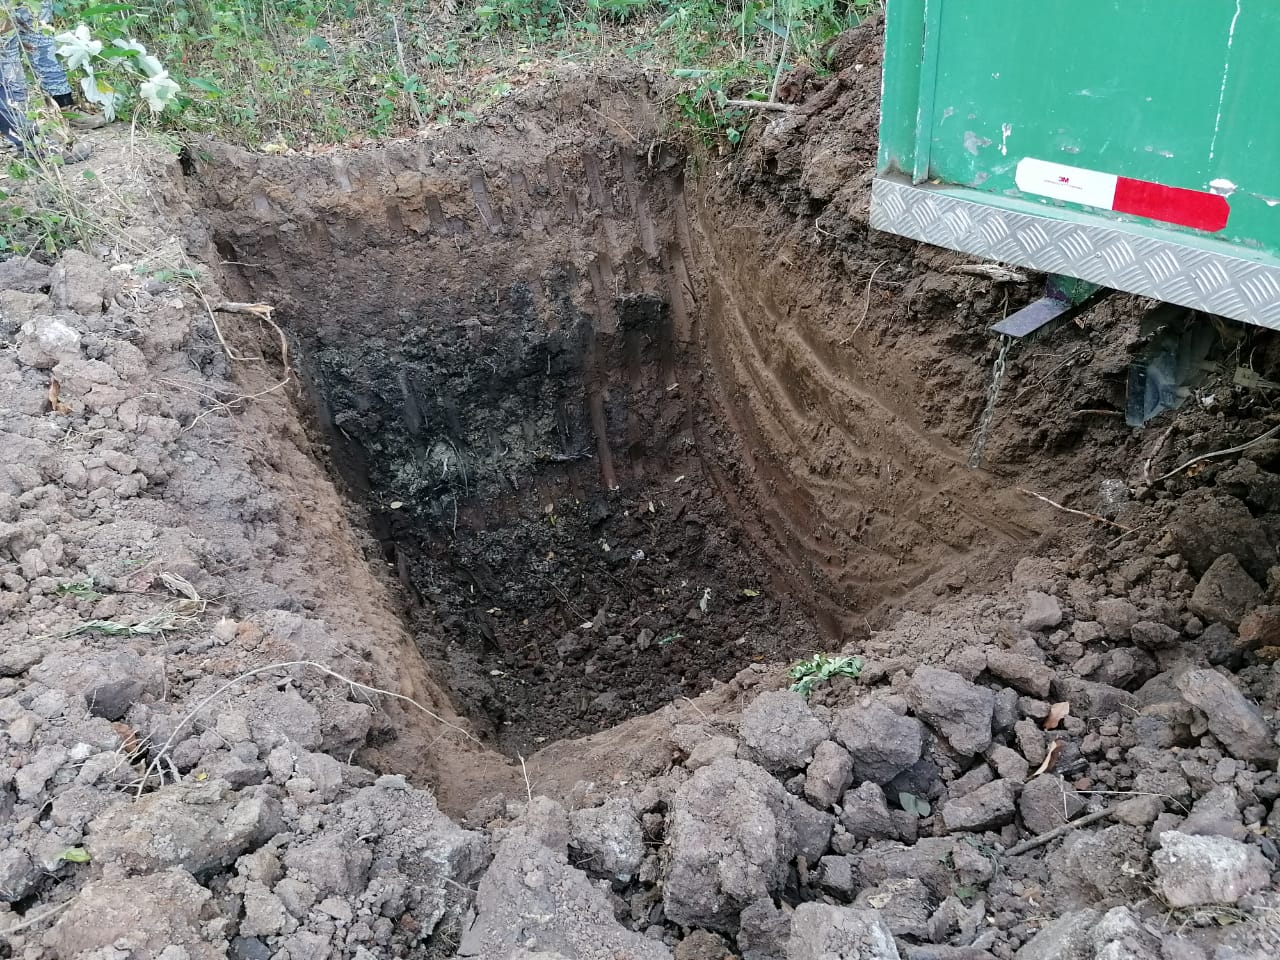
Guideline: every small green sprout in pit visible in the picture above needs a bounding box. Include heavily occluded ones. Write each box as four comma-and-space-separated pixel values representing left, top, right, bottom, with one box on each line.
788, 653, 864, 698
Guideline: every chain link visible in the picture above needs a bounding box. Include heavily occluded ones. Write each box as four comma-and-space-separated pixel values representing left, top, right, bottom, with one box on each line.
968, 335, 1012, 469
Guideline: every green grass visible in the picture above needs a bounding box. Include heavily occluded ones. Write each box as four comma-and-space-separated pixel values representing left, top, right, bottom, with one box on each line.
51, 0, 880, 147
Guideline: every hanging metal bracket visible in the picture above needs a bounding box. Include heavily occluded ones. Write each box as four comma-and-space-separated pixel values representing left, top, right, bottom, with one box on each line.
992, 275, 1109, 338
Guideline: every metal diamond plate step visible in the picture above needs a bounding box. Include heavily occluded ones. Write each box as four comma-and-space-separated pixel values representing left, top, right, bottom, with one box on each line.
871, 177, 1280, 331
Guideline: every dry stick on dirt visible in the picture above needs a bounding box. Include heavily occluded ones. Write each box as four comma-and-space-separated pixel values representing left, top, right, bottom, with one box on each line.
583, 104, 640, 145
518, 754, 533, 802
723, 99, 797, 113
1005, 806, 1117, 856
767, 12, 792, 104
948, 263, 1030, 283
138, 660, 478, 797
188, 283, 260, 362
0, 899, 74, 936
1017, 487, 1135, 534
1150, 421, 1280, 485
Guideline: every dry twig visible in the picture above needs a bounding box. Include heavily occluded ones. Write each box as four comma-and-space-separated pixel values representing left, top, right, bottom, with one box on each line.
1150, 422, 1280, 485
723, 99, 797, 113
518, 753, 533, 802
948, 263, 1029, 283
1005, 806, 1115, 856
1017, 487, 1135, 533
0, 899, 74, 936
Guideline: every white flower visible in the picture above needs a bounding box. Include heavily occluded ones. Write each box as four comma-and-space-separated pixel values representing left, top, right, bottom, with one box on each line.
137, 52, 165, 78
115, 38, 165, 78
55, 25, 103, 72
80, 74, 120, 122
140, 71, 181, 113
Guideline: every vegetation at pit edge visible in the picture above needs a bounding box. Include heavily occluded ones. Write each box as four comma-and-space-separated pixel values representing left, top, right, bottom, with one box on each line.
3, 1, 877, 256
50, 0, 880, 147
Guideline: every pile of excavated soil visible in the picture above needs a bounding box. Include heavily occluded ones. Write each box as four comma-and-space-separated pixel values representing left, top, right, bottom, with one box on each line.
2, 14, 1279, 960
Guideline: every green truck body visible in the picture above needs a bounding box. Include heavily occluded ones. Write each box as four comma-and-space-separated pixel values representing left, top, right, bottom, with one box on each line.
870, 1, 1280, 329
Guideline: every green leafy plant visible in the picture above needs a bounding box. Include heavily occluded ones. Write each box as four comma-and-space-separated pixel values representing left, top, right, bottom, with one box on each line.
44, 0, 880, 147
56, 578, 103, 601
899, 791, 931, 818
788, 653, 863, 697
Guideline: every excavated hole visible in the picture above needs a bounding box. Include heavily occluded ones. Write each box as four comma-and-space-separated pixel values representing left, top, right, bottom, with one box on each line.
193, 95, 1045, 756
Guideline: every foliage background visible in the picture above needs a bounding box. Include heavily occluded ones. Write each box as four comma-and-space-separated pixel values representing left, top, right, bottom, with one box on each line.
50, 0, 879, 146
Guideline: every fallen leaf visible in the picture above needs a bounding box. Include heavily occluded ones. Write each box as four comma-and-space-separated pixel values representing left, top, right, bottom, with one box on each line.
110, 721, 142, 757
1032, 739, 1062, 777
60, 847, 91, 863
48, 379, 71, 414
1043, 701, 1070, 730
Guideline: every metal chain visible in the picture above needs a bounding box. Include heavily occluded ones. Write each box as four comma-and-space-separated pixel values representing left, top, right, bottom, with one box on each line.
968, 335, 1012, 469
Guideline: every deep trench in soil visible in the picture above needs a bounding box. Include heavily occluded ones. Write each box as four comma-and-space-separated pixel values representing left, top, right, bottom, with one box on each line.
193, 81, 1048, 756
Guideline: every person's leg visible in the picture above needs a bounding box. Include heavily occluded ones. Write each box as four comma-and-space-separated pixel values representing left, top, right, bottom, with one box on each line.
16, 2, 73, 102
0, 17, 38, 151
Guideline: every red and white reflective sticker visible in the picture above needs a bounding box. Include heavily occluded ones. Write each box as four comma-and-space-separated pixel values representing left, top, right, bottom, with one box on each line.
1014, 157, 1229, 232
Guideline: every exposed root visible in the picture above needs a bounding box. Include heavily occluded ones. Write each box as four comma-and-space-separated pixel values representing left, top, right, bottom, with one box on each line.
1150, 421, 1280, 485
1017, 487, 1135, 534
213, 301, 294, 386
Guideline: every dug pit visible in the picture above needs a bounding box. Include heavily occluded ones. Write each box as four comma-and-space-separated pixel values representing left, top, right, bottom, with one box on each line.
190, 73, 1060, 757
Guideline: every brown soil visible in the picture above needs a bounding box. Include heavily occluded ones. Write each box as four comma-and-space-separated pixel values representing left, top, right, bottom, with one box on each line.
6, 16, 1280, 960
168, 14, 1277, 801
186, 42, 1096, 765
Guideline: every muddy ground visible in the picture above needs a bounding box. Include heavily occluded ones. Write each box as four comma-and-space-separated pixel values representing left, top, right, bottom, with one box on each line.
2, 14, 1279, 960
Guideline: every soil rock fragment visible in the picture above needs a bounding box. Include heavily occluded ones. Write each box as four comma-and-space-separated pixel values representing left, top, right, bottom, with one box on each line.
739, 690, 829, 772
784, 903, 901, 960
1021, 592, 1063, 631
49, 250, 114, 315
460, 825, 671, 959
86, 780, 282, 876
940, 778, 1017, 833
1017, 774, 1084, 835
805, 739, 855, 809
664, 757, 833, 931
1153, 831, 1271, 907
1167, 491, 1273, 580
569, 797, 645, 880
1175, 669, 1278, 763
985, 652, 1054, 699
842, 781, 900, 841
49, 868, 223, 959
1094, 598, 1140, 641
1188, 554, 1263, 629
904, 667, 993, 756
1013, 909, 1099, 960
834, 702, 925, 784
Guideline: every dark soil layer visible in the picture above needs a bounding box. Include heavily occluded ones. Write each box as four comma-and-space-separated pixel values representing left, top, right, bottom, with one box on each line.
193, 91, 832, 753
